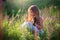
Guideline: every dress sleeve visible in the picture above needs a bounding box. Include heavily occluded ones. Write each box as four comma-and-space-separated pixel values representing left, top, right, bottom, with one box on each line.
21, 22, 35, 32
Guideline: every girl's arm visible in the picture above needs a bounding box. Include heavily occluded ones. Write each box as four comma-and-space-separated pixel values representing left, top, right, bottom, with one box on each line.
35, 17, 44, 29
39, 17, 44, 29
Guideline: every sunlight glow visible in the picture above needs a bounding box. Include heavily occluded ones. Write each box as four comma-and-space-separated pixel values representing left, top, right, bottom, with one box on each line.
7, 0, 30, 7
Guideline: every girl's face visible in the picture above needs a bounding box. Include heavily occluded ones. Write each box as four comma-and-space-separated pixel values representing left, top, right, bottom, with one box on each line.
31, 10, 39, 19
28, 10, 35, 18
28, 10, 35, 23
28, 5, 40, 23
28, 10, 39, 23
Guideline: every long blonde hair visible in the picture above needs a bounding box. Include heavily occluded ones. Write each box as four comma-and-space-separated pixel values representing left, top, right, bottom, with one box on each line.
28, 5, 40, 25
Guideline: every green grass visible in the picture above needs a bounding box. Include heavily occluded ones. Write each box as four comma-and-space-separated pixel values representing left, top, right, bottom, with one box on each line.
3, 7, 60, 40
3, 15, 60, 40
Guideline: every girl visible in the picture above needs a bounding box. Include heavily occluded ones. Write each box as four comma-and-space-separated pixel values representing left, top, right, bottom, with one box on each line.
27, 5, 44, 39
21, 5, 44, 40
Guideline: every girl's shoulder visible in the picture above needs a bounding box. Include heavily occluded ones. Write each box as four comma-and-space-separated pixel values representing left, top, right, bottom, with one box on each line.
21, 21, 34, 27
21, 22, 28, 27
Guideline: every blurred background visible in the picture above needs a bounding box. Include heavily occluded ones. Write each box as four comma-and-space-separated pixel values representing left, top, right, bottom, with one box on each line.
0, 0, 60, 40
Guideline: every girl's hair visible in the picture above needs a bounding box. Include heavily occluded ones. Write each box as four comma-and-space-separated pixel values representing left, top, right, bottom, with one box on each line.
28, 5, 40, 25
28, 5, 39, 16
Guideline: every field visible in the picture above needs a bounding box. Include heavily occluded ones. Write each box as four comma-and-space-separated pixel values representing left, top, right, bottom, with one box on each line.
0, 0, 60, 40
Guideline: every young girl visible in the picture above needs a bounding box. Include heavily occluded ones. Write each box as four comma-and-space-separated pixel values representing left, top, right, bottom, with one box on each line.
21, 5, 44, 40
27, 5, 44, 39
